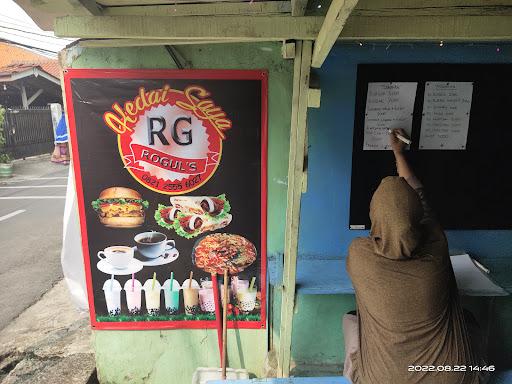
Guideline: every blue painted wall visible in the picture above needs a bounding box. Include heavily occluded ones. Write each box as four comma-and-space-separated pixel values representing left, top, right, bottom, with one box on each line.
299, 42, 512, 272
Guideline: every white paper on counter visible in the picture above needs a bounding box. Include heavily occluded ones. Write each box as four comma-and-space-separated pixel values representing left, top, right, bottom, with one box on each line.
419, 82, 473, 150
450, 254, 508, 296
363, 82, 417, 150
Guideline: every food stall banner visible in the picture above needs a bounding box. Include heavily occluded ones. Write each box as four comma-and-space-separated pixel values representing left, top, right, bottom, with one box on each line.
64, 69, 267, 330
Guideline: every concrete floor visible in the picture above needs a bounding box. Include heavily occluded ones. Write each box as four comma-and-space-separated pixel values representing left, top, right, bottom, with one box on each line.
0, 280, 94, 384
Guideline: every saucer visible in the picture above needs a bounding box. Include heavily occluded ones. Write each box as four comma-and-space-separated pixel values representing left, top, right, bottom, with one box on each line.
134, 247, 179, 267
97, 258, 143, 275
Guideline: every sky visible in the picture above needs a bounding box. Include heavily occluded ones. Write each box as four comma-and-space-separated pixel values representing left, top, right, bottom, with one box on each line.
0, 1, 73, 57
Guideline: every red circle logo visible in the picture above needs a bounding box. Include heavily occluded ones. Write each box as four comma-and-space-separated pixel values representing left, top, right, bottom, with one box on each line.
103, 85, 231, 195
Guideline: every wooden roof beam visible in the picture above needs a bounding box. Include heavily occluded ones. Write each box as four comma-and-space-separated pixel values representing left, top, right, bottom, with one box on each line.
291, 0, 308, 16
102, 2, 291, 17
77, 38, 269, 48
54, 15, 323, 40
352, 0, 512, 17
339, 15, 512, 41
72, 0, 103, 15
311, 0, 359, 68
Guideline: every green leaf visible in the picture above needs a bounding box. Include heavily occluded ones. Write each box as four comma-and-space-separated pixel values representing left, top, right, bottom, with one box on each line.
91, 199, 102, 211
154, 204, 174, 230
91, 198, 149, 212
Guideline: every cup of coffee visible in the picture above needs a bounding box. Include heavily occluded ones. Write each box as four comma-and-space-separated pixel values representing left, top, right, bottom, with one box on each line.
98, 246, 134, 269
134, 231, 175, 259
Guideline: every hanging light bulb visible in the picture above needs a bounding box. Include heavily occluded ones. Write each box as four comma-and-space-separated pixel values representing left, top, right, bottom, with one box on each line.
2, 84, 6, 91
439, 40, 444, 47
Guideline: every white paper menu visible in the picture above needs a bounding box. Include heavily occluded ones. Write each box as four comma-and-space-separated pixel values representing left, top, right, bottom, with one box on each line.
363, 82, 417, 150
419, 82, 473, 150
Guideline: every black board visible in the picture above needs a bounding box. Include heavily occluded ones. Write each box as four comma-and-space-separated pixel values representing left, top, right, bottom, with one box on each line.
350, 64, 512, 230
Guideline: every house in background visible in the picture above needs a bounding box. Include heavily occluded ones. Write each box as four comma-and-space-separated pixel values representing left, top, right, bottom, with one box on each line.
0, 42, 63, 159
0, 42, 62, 108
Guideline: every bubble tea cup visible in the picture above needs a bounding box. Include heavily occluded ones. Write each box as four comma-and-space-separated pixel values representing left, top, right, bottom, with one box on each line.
103, 279, 122, 316
162, 279, 180, 314
236, 288, 257, 313
124, 279, 142, 315
199, 287, 215, 313
183, 288, 200, 315
143, 279, 162, 316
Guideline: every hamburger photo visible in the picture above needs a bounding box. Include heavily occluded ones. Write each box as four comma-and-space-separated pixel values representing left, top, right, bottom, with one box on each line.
91, 187, 149, 228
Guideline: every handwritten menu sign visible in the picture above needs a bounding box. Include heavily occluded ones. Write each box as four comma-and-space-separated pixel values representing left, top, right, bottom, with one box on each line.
363, 82, 417, 150
419, 82, 473, 150
64, 69, 267, 330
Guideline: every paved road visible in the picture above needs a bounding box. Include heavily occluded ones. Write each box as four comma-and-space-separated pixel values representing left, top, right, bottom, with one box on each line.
0, 162, 68, 329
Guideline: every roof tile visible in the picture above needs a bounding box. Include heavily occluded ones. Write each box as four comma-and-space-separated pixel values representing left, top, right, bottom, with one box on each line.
0, 42, 60, 79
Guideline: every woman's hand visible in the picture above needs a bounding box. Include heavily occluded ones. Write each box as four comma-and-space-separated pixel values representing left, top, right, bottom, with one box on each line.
390, 128, 409, 153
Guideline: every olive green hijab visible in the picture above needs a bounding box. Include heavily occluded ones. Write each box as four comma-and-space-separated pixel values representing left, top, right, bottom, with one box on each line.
347, 177, 479, 384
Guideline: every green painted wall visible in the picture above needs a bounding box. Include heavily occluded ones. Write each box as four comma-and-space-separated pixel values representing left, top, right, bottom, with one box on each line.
67, 42, 293, 384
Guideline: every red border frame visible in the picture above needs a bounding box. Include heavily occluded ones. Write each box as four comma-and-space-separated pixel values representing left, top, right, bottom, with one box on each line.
63, 68, 268, 330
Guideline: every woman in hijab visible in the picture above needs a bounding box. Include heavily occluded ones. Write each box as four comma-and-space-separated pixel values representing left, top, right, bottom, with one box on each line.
343, 129, 482, 384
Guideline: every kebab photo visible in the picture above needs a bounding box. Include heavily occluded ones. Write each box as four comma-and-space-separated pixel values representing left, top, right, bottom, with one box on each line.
91, 187, 149, 228
155, 194, 232, 239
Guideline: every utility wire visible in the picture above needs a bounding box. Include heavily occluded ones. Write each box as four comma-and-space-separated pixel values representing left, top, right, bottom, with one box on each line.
0, 38, 59, 55
0, 29, 65, 48
0, 20, 74, 40
0, 14, 73, 41
0, 24, 71, 41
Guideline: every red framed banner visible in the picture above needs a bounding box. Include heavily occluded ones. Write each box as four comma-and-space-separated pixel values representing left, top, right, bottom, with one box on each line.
64, 69, 267, 330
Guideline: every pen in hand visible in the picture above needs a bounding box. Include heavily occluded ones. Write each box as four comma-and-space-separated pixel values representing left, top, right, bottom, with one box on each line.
388, 129, 412, 145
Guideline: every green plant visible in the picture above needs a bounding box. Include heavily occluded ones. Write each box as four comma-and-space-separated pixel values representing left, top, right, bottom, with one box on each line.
0, 106, 12, 164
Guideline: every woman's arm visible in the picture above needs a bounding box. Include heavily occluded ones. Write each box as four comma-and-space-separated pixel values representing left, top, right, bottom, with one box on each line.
389, 128, 422, 190
390, 129, 437, 223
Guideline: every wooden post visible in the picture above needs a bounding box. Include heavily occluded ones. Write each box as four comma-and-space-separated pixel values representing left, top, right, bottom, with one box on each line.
27, 89, 44, 107
221, 270, 229, 379
20, 84, 28, 109
277, 40, 312, 378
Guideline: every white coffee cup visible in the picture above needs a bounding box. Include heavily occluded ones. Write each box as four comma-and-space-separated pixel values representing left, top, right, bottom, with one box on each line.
134, 231, 175, 259
98, 246, 134, 269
